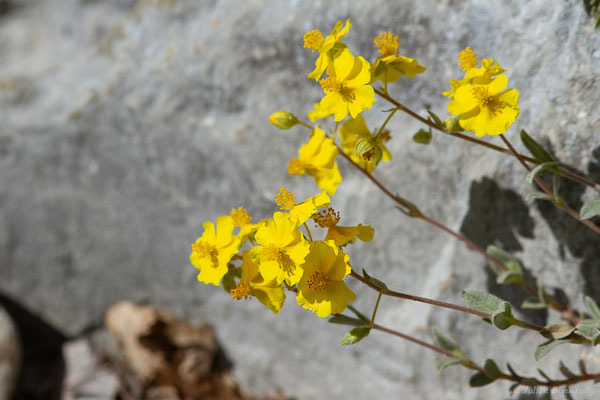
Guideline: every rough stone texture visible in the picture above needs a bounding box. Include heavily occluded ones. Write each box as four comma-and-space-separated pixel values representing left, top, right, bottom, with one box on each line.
0, 306, 21, 400
1, 0, 600, 399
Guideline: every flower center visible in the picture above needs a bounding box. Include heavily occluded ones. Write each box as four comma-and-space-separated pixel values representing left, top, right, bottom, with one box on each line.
374, 32, 399, 56
231, 207, 251, 226
471, 86, 494, 107
320, 76, 343, 93
313, 207, 340, 228
230, 282, 252, 300
192, 241, 215, 258
358, 148, 375, 161
276, 187, 295, 210
307, 271, 328, 291
303, 30, 324, 51
458, 47, 477, 71
263, 244, 284, 262
288, 157, 307, 175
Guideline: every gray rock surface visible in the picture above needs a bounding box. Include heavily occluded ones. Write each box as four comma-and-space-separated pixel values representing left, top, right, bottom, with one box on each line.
0, 306, 21, 400
1, 0, 600, 398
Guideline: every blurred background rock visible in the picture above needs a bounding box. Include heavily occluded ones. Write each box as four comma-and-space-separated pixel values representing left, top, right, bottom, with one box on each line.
1, 0, 599, 398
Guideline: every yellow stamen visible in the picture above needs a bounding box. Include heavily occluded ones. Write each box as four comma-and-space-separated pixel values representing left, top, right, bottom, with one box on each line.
192, 241, 215, 258
319, 76, 343, 93
288, 158, 307, 175
263, 244, 283, 262
471, 86, 493, 106
303, 30, 324, 51
458, 47, 477, 71
307, 271, 328, 291
276, 187, 295, 210
231, 207, 251, 226
358, 148, 375, 161
230, 282, 252, 300
313, 207, 340, 228
374, 32, 399, 56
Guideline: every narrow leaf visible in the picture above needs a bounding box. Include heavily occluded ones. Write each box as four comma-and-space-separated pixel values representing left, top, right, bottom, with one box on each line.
486, 245, 523, 276
328, 315, 364, 327
537, 368, 552, 382
584, 296, 600, 319
436, 359, 464, 371
521, 297, 547, 309
553, 173, 561, 198
540, 324, 576, 340
413, 128, 432, 145
340, 326, 371, 345
526, 162, 559, 183
497, 271, 523, 285
469, 371, 495, 387
575, 319, 600, 340
521, 130, 555, 163
462, 289, 502, 315
526, 192, 555, 202
432, 327, 464, 358
580, 199, 600, 220
559, 361, 577, 379
506, 363, 520, 378
534, 339, 572, 361
362, 269, 389, 291
483, 359, 501, 379
427, 110, 443, 127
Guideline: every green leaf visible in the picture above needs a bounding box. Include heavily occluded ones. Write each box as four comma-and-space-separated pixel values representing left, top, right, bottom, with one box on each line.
537, 368, 552, 382
483, 359, 501, 380
221, 267, 238, 293
462, 289, 502, 315
492, 301, 515, 330
432, 327, 464, 358
534, 338, 572, 361
436, 359, 465, 371
580, 199, 600, 220
559, 361, 577, 379
508, 383, 519, 396
539, 324, 576, 339
497, 271, 523, 285
427, 110, 443, 127
538, 285, 552, 305
521, 130, 555, 163
575, 319, 600, 340
553, 173, 561, 198
506, 363, 520, 378
328, 315, 364, 327
584, 296, 600, 319
526, 192, 556, 202
469, 371, 495, 387
592, 329, 600, 346
486, 245, 523, 276
413, 128, 432, 145
526, 161, 560, 183
362, 269, 389, 291
340, 326, 371, 345
521, 297, 548, 309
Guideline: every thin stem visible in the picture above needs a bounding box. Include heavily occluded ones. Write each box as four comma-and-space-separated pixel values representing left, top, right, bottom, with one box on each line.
500, 135, 600, 236
298, 120, 313, 130
374, 107, 398, 140
302, 222, 314, 241
350, 270, 543, 331
369, 291, 383, 329
374, 89, 600, 193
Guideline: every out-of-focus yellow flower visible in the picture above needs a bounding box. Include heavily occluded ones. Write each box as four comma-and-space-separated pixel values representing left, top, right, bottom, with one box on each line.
295, 240, 356, 317
230, 250, 285, 314
288, 128, 341, 195
269, 111, 298, 130
370, 32, 425, 84
448, 75, 520, 137
250, 212, 310, 285
304, 19, 352, 81
276, 187, 330, 226
443, 47, 505, 99
313, 207, 374, 247
190, 215, 240, 286
339, 114, 391, 173
316, 49, 375, 122
230, 207, 258, 243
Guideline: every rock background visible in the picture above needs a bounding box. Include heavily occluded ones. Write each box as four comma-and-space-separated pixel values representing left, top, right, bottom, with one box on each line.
1, 0, 600, 398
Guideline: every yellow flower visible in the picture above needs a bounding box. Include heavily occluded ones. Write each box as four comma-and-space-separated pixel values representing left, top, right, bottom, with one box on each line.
250, 212, 310, 285
230, 207, 258, 243
370, 32, 425, 84
276, 187, 330, 226
190, 215, 240, 286
304, 19, 352, 81
288, 128, 341, 195
307, 102, 331, 122
229, 250, 285, 314
448, 75, 520, 137
317, 49, 375, 122
313, 207, 375, 247
339, 114, 391, 173
443, 47, 505, 99
295, 240, 356, 317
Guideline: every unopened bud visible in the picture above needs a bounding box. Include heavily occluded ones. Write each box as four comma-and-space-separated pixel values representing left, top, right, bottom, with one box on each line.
443, 116, 462, 132
269, 111, 298, 130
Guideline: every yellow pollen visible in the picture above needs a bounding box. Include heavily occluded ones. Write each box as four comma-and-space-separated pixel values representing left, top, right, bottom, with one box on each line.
374, 32, 399, 56
192, 241, 215, 259
313, 207, 340, 228
288, 157, 307, 175
307, 271, 328, 291
471, 86, 493, 106
231, 207, 251, 226
230, 282, 252, 300
303, 30, 324, 51
458, 47, 478, 71
319, 76, 343, 93
263, 244, 283, 262
276, 187, 295, 210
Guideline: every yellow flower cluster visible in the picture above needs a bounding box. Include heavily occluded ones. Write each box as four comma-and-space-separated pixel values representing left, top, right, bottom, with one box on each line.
446, 47, 520, 136
190, 188, 374, 317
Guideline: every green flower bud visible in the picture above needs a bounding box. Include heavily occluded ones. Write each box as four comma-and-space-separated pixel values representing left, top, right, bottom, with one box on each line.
269, 111, 298, 130
443, 116, 462, 132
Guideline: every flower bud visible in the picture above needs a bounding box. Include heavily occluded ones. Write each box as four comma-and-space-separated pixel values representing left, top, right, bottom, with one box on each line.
269, 111, 298, 130
443, 116, 462, 132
